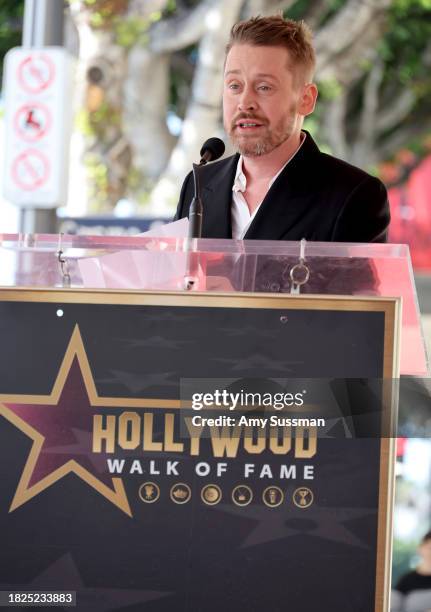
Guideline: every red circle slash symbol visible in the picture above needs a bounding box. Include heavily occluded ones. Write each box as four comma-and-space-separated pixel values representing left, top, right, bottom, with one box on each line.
18, 54, 55, 94
12, 150, 50, 191
14, 104, 52, 142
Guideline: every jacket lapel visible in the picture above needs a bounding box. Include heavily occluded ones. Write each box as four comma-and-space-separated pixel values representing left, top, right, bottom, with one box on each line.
201, 154, 239, 239
244, 134, 320, 240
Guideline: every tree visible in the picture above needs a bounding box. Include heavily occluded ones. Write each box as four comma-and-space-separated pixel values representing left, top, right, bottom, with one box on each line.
68, 0, 169, 210
148, 0, 398, 210
65, 0, 431, 212
317, 0, 431, 172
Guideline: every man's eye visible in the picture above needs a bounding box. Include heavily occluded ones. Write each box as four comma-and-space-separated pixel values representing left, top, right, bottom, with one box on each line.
228, 83, 240, 90
258, 85, 271, 91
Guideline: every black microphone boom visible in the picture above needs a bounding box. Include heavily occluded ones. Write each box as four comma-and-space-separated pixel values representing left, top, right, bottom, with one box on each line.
188, 137, 225, 239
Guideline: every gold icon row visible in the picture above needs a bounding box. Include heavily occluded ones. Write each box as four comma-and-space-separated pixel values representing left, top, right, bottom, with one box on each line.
138, 482, 314, 509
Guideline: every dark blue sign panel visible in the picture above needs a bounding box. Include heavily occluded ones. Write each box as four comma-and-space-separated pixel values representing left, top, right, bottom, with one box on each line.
58, 216, 170, 236
0, 291, 397, 612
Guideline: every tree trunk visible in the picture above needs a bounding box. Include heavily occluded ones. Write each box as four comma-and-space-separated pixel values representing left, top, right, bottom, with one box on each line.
68, 3, 131, 212
123, 47, 175, 185
148, 0, 244, 213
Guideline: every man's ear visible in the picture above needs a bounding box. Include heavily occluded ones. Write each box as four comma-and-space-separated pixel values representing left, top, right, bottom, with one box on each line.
299, 83, 318, 116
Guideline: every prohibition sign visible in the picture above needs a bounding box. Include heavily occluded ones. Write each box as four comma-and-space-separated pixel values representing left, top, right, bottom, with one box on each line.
13, 103, 52, 142
11, 149, 50, 191
18, 54, 55, 94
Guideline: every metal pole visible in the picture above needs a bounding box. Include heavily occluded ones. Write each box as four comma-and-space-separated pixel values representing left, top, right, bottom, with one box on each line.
20, 0, 64, 234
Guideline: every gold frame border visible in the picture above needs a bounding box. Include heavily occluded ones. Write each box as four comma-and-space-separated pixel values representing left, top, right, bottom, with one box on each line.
0, 287, 401, 611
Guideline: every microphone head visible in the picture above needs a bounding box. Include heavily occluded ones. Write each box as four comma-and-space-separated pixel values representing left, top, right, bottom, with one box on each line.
200, 137, 225, 162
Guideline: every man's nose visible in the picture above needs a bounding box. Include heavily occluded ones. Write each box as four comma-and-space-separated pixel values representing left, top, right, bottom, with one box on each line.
238, 86, 257, 111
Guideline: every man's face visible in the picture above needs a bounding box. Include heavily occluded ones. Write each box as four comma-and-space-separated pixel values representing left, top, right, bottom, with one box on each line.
223, 44, 316, 157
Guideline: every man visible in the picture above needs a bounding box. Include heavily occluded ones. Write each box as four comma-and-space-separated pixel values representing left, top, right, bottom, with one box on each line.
174, 15, 390, 243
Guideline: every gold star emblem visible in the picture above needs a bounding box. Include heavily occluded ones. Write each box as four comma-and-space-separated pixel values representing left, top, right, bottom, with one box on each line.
0, 325, 179, 517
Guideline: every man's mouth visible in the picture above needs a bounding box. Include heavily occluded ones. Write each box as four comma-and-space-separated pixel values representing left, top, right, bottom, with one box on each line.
235, 121, 264, 130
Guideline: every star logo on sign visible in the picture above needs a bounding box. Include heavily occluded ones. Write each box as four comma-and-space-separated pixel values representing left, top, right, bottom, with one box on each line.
215, 354, 301, 373
118, 335, 192, 350
97, 369, 178, 394
0, 553, 171, 611
219, 326, 278, 338
215, 501, 375, 549
0, 326, 180, 516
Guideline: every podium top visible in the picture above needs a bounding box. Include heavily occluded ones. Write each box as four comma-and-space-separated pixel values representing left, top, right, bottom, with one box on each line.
0, 232, 411, 254
0, 233, 426, 376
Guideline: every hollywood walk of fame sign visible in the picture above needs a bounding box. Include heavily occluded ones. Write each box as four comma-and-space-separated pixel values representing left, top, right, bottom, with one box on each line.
0, 288, 399, 612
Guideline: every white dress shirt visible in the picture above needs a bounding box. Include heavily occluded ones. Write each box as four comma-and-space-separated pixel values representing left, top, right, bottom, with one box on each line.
231, 132, 306, 239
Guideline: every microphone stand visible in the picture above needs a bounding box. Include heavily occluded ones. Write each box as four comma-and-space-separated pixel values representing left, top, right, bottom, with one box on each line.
184, 158, 207, 290
188, 163, 203, 239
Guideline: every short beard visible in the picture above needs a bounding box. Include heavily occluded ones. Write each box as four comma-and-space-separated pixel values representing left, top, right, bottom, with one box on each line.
235, 137, 280, 157
228, 110, 297, 157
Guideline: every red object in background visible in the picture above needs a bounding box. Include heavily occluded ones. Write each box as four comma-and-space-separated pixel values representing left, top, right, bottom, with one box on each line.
388, 156, 431, 271
396, 437, 407, 459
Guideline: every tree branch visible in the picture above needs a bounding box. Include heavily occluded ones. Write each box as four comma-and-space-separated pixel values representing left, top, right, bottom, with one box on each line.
317, 16, 385, 84
323, 91, 348, 159
243, 0, 295, 16
350, 56, 384, 165
361, 57, 384, 136
375, 119, 431, 162
148, 0, 219, 54
315, 0, 391, 73
149, 0, 244, 209
375, 41, 431, 133
128, 0, 169, 18
375, 89, 416, 133
302, 0, 333, 29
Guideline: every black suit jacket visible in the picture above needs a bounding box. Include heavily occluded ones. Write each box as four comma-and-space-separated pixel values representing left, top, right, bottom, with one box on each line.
174, 132, 390, 242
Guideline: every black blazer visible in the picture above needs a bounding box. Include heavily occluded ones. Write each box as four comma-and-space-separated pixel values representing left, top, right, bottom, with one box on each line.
174, 132, 390, 243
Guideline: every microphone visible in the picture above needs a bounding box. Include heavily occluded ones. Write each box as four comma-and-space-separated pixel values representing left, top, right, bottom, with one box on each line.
184, 137, 225, 290
188, 137, 225, 239
199, 137, 225, 165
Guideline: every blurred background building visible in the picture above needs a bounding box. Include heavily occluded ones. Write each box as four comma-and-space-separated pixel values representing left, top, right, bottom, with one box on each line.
1, 0, 431, 587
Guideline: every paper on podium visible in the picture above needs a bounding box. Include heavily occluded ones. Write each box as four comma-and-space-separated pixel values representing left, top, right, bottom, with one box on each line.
78, 218, 193, 290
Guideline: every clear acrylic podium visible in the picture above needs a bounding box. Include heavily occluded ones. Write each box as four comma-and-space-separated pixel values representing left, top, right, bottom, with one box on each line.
0, 233, 426, 376
0, 232, 424, 612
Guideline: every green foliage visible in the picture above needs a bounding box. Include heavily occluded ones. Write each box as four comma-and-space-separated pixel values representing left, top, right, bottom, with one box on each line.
285, 0, 431, 163
381, 0, 431, 87
113, 12, 163, 49
76, 101, 121, 139
114, 16, 150, 48
165, 0, 177, 14
67, 1, 163, 48
285, 0, 344, 25
0, 0, 24, 84
69, 0, 431, 197
75, 109, 93, 137
317, 78, 343, 101
86, 1, 128, 28
284, 0, 310, 21
317, 0, 348, 25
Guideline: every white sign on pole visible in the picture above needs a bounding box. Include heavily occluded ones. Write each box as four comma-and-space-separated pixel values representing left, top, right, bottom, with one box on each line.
2, 47, 74, 208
